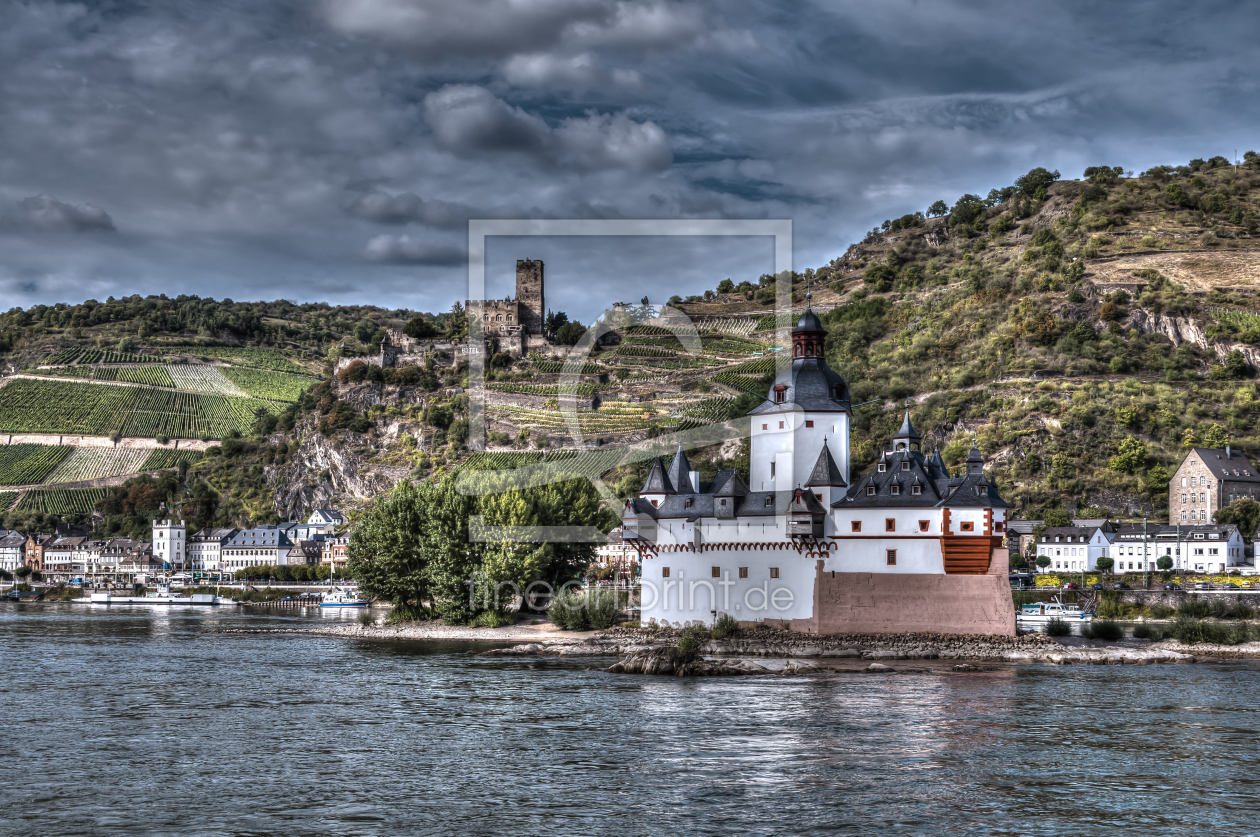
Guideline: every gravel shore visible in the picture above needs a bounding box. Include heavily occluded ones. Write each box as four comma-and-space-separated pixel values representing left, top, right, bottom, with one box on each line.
208, 620, 1260, 664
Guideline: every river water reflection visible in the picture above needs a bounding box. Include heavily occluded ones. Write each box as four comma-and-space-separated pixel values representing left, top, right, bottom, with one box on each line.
3, 604, 1259, 836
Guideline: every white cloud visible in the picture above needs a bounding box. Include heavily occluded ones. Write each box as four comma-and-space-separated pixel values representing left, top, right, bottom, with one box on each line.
555, 111, 672, 172
423, 84, 550, 153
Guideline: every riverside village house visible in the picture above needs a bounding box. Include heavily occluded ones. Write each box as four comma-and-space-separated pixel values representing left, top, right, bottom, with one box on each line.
621, 300, 1017, 635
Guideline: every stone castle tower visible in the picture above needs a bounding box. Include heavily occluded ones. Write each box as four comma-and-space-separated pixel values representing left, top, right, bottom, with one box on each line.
516, 259, 544, 336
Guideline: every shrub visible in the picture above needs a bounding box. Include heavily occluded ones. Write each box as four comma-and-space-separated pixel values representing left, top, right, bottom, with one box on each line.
587, 590, 627, 630
677, 634, 701, 656
548, 589, 590, 631
1046, 617, 1070, 636
1148, 604, 1174, 619
1169, 615, 1228, 645
1177, 600, 1211, 619
1084, 620, 1123, 641
470, 610, 516, 628
1133, 623, 1163, 640
357, 610, 375, 626
712, 612, 740, 639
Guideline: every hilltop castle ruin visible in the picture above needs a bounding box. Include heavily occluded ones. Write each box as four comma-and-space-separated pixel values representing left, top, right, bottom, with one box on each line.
466, 258, 546, 355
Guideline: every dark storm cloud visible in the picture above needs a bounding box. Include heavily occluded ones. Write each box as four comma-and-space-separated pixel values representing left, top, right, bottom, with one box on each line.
14, 195, 116, 232
2, 0, 1259, 319
346, 191, 471, 229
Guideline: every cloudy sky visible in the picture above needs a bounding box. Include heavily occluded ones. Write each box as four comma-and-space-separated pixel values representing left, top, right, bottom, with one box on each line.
3, 0, 1258, 321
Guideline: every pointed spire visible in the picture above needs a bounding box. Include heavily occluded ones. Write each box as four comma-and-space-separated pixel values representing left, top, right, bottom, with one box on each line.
806, 438, 846, 486
665, 442, 693, 494
641, 456, 674, 494
892, 410, 921, 448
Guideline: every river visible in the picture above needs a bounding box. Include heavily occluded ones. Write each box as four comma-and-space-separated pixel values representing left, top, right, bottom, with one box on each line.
2, 604, 1259, 836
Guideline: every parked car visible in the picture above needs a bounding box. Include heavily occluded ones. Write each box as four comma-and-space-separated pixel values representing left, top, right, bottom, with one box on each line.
1241, 582, 1255, 589
1063, 582, 1078, 590
1113, 582, 1130, 590
1193, 582, 1212, 590
1091, 583, 1104, 590
1222, 583, 1239, 590
1164, 582, 1181, 591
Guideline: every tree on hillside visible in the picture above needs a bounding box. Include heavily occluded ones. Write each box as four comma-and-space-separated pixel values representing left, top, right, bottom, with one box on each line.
1014, 167, 1060, 199
403, 317, 438, 340
927, 200, 948, 217
1215, 499, 1260, 541
716, 279, 734, 294
949, 194, 986, 226
554, 322, 586, 346
1108, 437, 1147, 473
1202, 424, 1229, 449
544, 310, 569, 336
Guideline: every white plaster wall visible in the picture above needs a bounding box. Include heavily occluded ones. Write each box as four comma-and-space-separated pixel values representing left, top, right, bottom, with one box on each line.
750, 409, 849, 492
823, 538, 944, 574
640, 547, 816, 626
831, 508, 944, 537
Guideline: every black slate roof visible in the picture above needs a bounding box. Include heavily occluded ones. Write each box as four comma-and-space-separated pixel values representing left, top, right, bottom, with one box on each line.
747, 356, 850, 414
838, 445, 1010, 510
641, 456, 675, 494
625, 487, 827, 521
1186, 447, 1260, 483
806, 441, 846, 486
666, 443, 693, 494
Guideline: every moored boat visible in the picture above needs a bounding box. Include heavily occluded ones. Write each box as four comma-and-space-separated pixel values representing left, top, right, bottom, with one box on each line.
320, 586, 368, 608
1017, 596, 1093, 624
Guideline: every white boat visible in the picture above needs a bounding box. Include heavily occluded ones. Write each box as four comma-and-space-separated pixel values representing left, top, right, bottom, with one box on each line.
320, 587, 369, 608
1017, 597, 1093, 624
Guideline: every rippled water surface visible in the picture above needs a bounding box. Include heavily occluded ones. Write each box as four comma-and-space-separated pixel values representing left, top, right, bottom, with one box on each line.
3, 604, 1260, 836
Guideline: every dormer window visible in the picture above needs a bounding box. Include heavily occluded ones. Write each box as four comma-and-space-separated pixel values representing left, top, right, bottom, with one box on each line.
764, 496, 773, 507
891, 484, 900, 495
912, 485, 921, 495
867, 486, 876, 496
684, 498, 693, 509
773, 385, 787, 404
901, 461, 910, 470
878, 463, 886, 472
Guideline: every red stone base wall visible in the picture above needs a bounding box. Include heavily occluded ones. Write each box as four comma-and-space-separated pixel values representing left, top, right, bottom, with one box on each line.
779, 548, 1016, 636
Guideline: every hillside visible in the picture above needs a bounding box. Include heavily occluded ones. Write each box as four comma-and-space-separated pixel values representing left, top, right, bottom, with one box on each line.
3, 151, 1260, 534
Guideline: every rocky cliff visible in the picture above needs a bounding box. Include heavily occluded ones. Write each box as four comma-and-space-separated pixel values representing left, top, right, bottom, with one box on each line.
266, 417, 406, 519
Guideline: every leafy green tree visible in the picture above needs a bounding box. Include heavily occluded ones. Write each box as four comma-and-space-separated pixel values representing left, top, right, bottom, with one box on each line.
544, 310, 569, 335
1014, 167, 1060, 198
1223, 350, 1250, 379
1095, 556, 1115, 573
1050, 454, 1074, 478
863, 263, 897, 292
927, 200, 949, 217
716, 279, 734, 294
1157, 556, 1173, 571
949, 194, 986, 226
403, 317, 438, 339
1043, 508, 1073, 528
1109, 437, 1147, 473
1202, 424, 1229, 449
1036, 555, 1052, 571
347, 479, 433, 619
1215, 498, 1260, 540
554, 321, 587, 346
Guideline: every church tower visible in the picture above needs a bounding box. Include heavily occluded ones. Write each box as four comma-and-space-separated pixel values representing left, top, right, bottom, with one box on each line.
516, 259, 545, 336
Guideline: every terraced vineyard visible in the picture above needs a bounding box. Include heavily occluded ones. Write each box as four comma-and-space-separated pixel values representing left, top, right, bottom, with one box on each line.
0, 492, 15, 511
0, 379, 281, 439
44, 448, 151, 484
93, 366, 175, 387
140, 448, 204, 470
219, 367, 316, 402
694, 318, 759, 337
0, 444, 72, 486
16, 487, 108, 514
166, 366, 250, 397
164, 346, 311, 374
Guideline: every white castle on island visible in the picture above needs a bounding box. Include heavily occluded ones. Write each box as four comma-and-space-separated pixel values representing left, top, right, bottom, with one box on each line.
621, 302, 1017, 635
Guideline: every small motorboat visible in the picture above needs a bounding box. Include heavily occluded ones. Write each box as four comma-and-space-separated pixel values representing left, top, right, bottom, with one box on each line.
320, 587, 369, 608
1017, 596, 1093, 625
